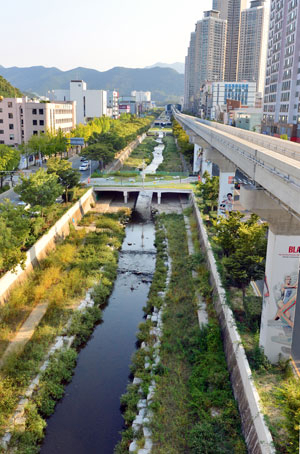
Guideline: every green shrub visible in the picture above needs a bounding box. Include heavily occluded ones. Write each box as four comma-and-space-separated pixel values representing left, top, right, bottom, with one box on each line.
243, 295, 262, 331
68, 307, 102, 348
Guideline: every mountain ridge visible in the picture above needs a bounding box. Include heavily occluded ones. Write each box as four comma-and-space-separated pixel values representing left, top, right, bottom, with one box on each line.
145, 62, 184, 74
0, 65, 184, 103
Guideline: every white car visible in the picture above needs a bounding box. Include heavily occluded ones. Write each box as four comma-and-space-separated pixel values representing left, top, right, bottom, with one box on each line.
79, 163, 89, 171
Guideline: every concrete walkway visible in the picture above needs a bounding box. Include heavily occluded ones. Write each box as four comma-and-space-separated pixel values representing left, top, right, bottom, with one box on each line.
0, 302, 49, 369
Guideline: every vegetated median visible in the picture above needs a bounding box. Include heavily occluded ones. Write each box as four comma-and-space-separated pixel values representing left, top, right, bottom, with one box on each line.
115, 213, 246, 454
0, 209, 129, 453
195, 175, 300, 454
121, 137, 158, 172
156, 135, 183, 173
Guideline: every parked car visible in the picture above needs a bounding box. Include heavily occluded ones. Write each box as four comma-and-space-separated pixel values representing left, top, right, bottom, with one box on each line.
79, 163, 89, 171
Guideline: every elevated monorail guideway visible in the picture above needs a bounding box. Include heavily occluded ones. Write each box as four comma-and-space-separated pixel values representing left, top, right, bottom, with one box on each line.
174, 111, 300, 219
174, 110, 300, 367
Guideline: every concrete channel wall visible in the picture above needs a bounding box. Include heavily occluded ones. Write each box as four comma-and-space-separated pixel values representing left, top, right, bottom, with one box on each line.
105, 133, 147, 173
190, 193, 275, 454
0, 188, 95, 305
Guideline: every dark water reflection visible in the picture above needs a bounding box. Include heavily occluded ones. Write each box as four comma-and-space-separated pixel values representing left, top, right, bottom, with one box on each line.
40, 216, 155, 454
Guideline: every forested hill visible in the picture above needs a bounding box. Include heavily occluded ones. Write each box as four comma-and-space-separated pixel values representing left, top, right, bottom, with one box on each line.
0, 65, 184, 103
0, 75, 23, 98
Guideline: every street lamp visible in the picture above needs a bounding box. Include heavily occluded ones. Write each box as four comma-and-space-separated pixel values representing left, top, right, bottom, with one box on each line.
141, 159, 146, 189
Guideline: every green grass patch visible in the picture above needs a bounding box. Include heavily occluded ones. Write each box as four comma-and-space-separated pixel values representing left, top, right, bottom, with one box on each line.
157, 135, 183, 173
1, 211, 127, 451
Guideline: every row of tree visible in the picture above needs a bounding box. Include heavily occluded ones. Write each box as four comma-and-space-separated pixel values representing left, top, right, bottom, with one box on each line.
79, 113, 156, 170
196, 176, 267, 299
172, 119, 194, 165
0, 158, 81, 275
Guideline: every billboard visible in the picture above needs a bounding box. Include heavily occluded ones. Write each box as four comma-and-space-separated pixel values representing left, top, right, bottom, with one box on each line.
291, 262, 300, 374
70, 137, 85, 146
260, 233, 300, 362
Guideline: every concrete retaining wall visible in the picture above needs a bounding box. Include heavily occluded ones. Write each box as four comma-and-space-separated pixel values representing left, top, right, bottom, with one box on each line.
0, 188, 95, 305
190, 193, 275, 454
105, 133, 147, 173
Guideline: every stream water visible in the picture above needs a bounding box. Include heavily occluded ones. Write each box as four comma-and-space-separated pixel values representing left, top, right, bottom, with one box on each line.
144, 132, 164, 174
40, 211, 155, 454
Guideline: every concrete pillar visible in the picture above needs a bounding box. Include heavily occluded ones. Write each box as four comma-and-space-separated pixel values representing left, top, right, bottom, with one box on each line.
240, 186, 300, 363
205, 148, 236, 217
123, 191, 128, 204
157, 192, 161, 205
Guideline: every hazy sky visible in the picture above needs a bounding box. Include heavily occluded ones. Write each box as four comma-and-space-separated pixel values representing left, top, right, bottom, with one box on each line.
1, 0, 213, 71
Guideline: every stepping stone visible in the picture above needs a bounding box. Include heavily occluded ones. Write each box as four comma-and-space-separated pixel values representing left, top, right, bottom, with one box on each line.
129, 440, 138, 452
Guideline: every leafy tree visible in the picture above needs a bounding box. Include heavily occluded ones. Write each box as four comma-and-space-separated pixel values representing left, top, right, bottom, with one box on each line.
213, 213, 267, 299
53, 128, 69, 158
0, 75, 23, 97
20, 133, 49, 166
196, 171, 219, 215
0, 145, 20, 188
15, 168, 63, 215
0, 201, 31, 273
81, 143, 115, 170
47, 157, 80, 201
47, 157, 71, 174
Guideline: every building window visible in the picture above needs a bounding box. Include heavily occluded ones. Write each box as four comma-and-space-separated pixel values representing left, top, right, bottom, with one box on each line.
9, 134, 14, 140
39, 109, 44, 115
0, 108, 2, 112
33, 120, 37, 125
8, 113, 13, 119
39, 120, 44, 126
7, 102, 12, 108
0, 130, 4, 134
0, 140, 4, 144
32, 109, 37, 115
9, 124, 14, 130
0, 119, 3, 124
33, 131, 38, 135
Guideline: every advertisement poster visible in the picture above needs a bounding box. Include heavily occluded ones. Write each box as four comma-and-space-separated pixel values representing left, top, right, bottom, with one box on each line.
193, 144, 202, 173
217, 173, 235, 217
260, 232, 300, 362
291, 263, 300, 374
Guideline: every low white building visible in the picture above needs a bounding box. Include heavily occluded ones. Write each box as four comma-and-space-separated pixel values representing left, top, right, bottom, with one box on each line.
131, 91, 151, 102
49, 80, 107, 124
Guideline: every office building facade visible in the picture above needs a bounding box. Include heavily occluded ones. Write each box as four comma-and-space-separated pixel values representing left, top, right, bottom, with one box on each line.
0, 97, 76, 146
49, 80, 107, 124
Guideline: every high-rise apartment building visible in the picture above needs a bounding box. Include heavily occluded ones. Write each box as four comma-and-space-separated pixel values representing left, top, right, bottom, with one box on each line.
224, 0, 247, 81
184, 11, 227, 112
212, 0, 229, 19
184, 32, 197, 111
238, 0, 269, 94
262, 0, 300, 140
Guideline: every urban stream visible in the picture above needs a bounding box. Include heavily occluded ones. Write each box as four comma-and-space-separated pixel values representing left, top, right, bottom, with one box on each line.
40, 211, 156, 454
